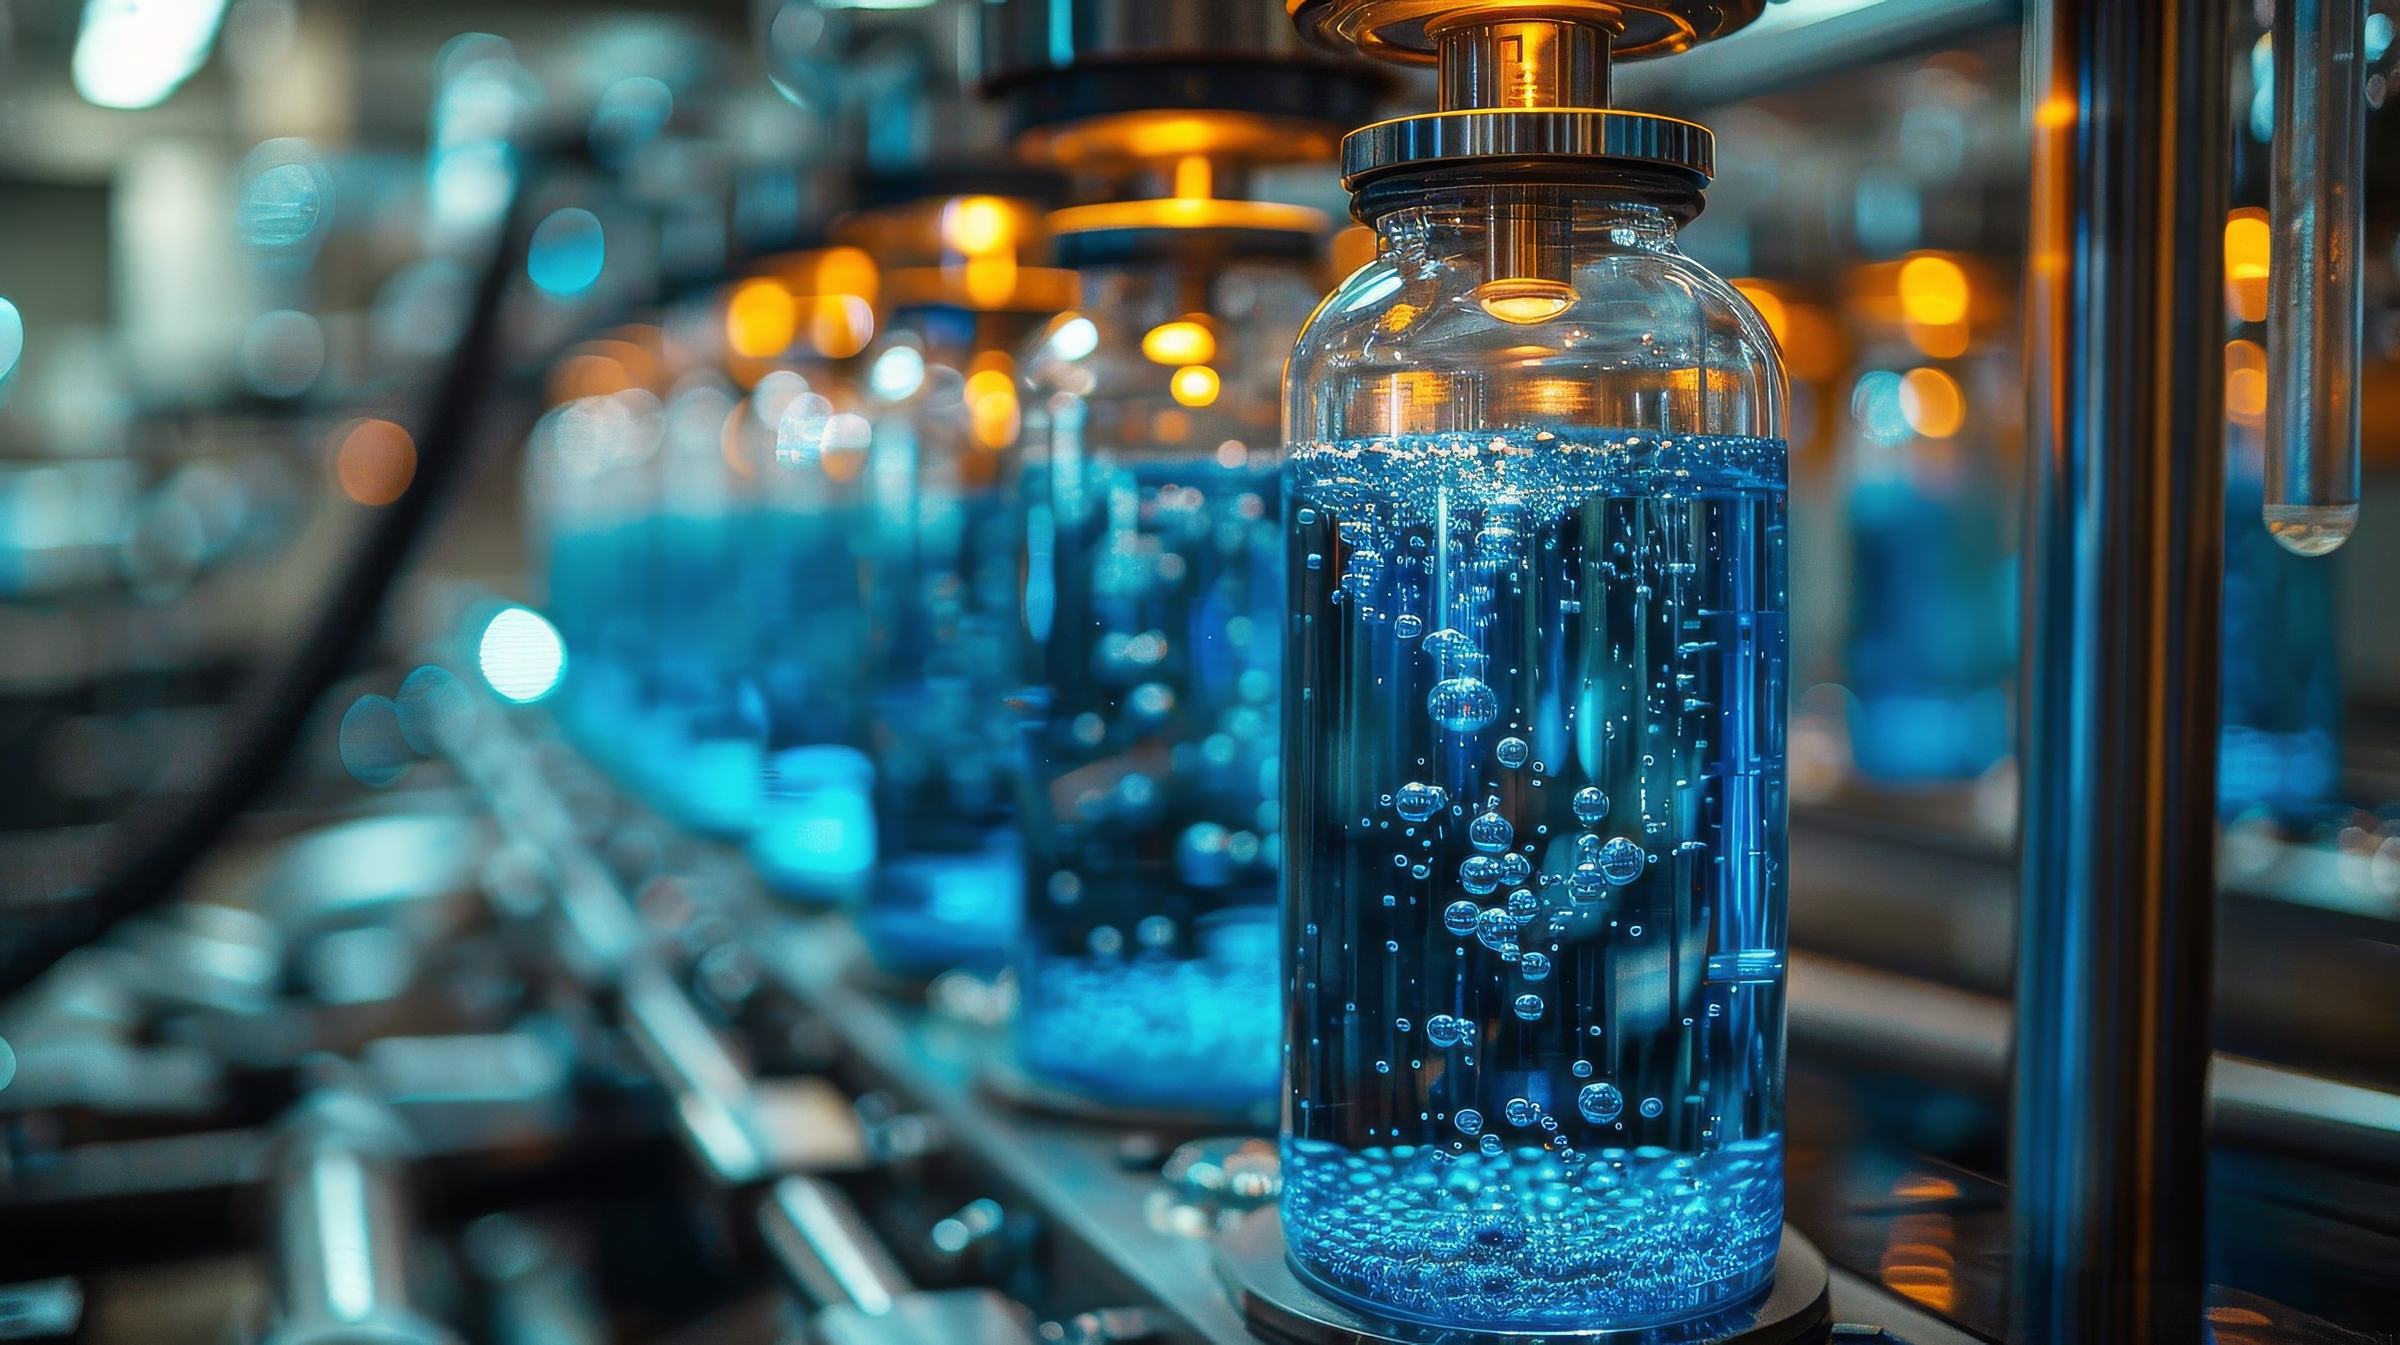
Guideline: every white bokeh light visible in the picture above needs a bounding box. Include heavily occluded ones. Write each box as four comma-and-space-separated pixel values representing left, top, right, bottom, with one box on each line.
73, 0, 230, 110
478, 606, 565, 702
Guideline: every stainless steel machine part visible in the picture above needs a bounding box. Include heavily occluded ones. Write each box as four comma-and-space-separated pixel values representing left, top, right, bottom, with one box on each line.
261, 1087, 460, 1345
1216, 1213, 1832, 1344
2014, 0, 2230, 1338
759, 1175, 1040, 1345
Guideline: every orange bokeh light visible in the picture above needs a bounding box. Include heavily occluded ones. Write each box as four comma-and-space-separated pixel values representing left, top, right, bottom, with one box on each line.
2225, 208, 2270, 325
1731, 281, 1788, 346
335, 419, 416, 505
2226, 338, 2268, 424
726, 279, 797, 359
811, 294, 875, 359
1899, 367, 1967, 438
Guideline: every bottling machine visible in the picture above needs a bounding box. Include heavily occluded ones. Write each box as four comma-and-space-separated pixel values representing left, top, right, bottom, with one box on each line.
0, 0, 2396, 1343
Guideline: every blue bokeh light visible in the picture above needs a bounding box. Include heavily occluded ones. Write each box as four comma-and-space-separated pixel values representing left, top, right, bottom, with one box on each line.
527, 208, 606, 295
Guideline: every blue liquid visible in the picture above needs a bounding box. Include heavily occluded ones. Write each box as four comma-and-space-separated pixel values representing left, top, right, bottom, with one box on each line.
1283, 1137, 1783, 1329
1014, 452, 1284, 1111
2220, 426, 2341, 819
1281, 431, 1788, 1331
1842, 457, 2012, 783
1018, 907, 1279, 1114
849, 408, 1024, 958
546, 516, 772, 837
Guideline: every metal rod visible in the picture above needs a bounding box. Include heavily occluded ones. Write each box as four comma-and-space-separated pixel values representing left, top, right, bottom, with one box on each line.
2013, 0, 2228, 1339
1432, 16, 1611, 110
2265, 0, 2366, 555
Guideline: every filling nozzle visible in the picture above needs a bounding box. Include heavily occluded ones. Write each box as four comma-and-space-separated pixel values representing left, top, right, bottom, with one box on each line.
1425, 11, 1620, 323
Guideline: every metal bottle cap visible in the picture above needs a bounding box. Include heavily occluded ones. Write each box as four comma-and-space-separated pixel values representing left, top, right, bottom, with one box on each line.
1287, 0, 1764, 190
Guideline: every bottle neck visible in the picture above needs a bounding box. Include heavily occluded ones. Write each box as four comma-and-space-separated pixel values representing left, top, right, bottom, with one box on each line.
1375, 192, 1680, 260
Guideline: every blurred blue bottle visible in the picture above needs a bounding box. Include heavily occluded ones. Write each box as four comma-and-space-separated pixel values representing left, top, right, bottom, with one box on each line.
740, 361, 881, 901
2221, 415, 2341, 817
528, 379, 666, 792
643, 376, 768, 837
1840, 364, 2014, 783
1005, 207, 1331, 1114
836, 182, 1066, 974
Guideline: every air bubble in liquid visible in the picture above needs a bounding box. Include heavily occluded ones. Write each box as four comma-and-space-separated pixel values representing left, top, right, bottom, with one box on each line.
1505, 889, 1536, 918
1512, 993, 1545, 1020
1421, 628, 1481, 676
1395, 781, 1446, 822
1577, 1082, 1624, 1124
1570, 863, 1605, 901
1640, 1097, 1665, 1119
1426, 1014, 1465, 1048
1411, 863, 1430, 880
1495, 736, 1531, 768
1598, 837, 1646, 884
1572, 787, 1610, 825
1504, 1097, 1537, 1127
1429, 677, 1500, 733
1454, 1107, 1483, 1136
1442, 901, 1479, 936
1474, 906, 1518, 951
1394, 613, 1424, 640
1468, 811, 1514, 852
1498, 852, 1532, 885
1479, 1134, 1504, 1156
1521, 951, 1552, 981
1459, 853, 1502, 894
1572, 1058, 1593, 1078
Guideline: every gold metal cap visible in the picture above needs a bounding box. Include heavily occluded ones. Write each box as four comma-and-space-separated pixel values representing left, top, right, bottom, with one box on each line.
1288, 0, 1767, 65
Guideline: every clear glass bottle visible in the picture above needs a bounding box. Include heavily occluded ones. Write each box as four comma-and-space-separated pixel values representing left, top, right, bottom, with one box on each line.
852, 304, 1045, 972
1279, 2, 1789, 1330
530, 354, 766, 837
838, 186, 1072, 972
1011, 203, 1325, 1117
741, 361, 882, 901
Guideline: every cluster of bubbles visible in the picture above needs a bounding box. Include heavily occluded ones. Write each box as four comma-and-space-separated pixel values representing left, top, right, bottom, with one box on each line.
1281, 1136, 1786, 1331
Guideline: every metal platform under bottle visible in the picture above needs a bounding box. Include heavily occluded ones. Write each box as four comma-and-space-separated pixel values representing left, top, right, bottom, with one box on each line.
1216, 1209, 1833, 1345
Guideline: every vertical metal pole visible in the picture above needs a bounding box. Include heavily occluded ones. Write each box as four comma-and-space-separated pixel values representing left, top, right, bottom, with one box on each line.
2014, 0, 2227, 1340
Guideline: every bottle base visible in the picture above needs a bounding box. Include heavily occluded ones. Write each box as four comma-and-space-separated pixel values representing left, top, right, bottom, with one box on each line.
1216, 1207, 1830, 1345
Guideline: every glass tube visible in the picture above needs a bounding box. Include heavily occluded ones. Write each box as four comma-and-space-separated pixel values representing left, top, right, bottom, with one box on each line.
2265, 0, 2365, 555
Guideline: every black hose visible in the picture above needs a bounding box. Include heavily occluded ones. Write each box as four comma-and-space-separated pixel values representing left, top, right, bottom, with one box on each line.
0, 176, 535, 1002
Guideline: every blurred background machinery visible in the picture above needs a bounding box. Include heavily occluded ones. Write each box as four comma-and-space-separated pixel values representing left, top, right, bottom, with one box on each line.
0, 0, 2393, 1341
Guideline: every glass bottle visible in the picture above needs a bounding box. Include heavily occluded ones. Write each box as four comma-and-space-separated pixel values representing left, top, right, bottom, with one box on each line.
740, 355, 882, 902
1011, 174, 1330, 1117
839, 186, 1073, 973
1280, 2, 1789, 1331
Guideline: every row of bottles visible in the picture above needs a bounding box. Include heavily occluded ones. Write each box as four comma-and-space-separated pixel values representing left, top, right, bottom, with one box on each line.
513, 0, 2352, 1333
526, 0, 1801, 1326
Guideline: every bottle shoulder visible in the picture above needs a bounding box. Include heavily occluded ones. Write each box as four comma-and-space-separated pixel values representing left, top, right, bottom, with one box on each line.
1290, 248, 1785, 385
